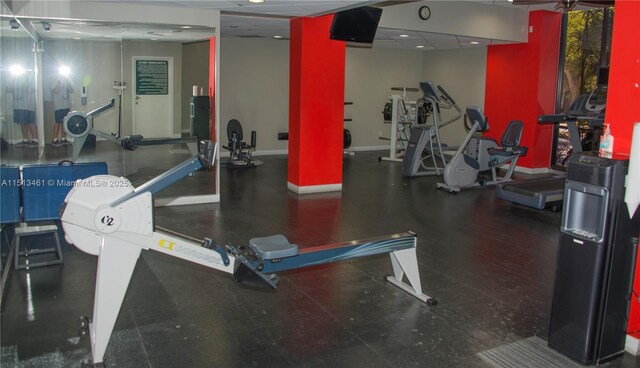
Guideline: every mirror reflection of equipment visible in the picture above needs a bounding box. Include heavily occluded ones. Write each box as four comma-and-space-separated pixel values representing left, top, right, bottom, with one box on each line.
64, 99, 199, 161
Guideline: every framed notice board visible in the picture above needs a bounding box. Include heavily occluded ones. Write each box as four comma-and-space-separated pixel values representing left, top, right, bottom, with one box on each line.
135, 59, 168, 95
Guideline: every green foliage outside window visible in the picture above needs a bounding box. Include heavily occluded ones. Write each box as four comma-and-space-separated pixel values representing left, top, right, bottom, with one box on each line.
552, 8, 613, 168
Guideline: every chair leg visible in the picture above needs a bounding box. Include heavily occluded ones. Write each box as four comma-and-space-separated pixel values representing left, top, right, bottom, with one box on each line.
13, 234, 21, 270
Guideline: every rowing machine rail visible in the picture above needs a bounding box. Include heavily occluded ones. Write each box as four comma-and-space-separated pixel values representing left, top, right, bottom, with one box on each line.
60, 140, 434, 366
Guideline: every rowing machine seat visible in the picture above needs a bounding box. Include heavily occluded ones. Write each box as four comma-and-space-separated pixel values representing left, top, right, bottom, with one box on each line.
249, 234, 299, 260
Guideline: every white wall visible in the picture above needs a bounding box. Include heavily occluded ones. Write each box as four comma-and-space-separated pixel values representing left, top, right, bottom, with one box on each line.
345, 47, 424, 148
220, 38, 290, 152
422, 47, 488, 146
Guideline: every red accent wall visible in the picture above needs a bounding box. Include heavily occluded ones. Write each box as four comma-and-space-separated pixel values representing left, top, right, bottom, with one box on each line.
209, 36, 216, 141
484, 11, 562, 169
288, 16, 345, 188
605, 1, 640, 158
608, 0, 640, 339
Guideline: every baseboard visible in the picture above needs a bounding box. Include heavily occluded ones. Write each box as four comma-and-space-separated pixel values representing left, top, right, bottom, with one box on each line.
287, 182, 342, 194
514, 166, 551, 174
252, 149, 288, 156
154, 194, 220, 207
626, 335, 640, 356
220, 145, 389, 158
350, 145, 388, 152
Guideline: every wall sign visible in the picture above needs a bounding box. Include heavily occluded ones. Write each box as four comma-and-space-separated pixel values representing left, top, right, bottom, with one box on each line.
135, 60, 168, 95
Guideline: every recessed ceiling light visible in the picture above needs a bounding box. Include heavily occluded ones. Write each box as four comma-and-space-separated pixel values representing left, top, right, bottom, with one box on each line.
73, 37, 81, 40
273, 35, 283, 39
248, 0, 265, 3
416, 45, 425, 49
470, 41, 480, 45
181, 26, 192, 29
399, 34, 409, 38
150, 38, 158, 41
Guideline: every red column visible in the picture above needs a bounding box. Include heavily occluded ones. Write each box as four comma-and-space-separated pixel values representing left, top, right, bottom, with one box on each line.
607, 0, 640, 340
484, 11, 562, 169
288, 16, 345, 193
209, 36, 216, 141
605, 1, 640, 158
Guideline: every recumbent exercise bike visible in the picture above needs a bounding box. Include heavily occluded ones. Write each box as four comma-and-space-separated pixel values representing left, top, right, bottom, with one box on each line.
223, 119, 263, 168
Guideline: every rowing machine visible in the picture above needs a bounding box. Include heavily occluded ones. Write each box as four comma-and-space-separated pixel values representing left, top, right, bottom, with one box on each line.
60, 140, 435, 366
63, 100, 198, 161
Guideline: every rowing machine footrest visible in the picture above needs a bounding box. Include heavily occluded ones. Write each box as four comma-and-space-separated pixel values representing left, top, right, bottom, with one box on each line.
249, 234, 299, 260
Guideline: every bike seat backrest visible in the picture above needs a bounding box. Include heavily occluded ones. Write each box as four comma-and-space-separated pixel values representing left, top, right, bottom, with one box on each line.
501, 120, 524, 148
465, 106, 488, 132
227, 119, 243, 144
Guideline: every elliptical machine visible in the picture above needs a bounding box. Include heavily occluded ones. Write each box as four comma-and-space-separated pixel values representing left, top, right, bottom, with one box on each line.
401, 82, 462, 177
436, 106, 527, 193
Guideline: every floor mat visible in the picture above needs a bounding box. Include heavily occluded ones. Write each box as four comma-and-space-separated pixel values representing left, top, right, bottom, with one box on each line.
478, 336, 583, 368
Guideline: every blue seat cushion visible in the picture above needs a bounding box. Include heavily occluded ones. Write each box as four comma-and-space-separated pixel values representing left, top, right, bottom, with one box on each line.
249, 234, 299, 260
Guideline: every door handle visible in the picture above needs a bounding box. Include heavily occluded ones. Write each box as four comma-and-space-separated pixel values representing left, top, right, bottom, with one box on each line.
135, 96, 141, 100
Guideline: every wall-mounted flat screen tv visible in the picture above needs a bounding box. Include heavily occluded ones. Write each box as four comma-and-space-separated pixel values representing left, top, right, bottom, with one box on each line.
329, 6, 383, 44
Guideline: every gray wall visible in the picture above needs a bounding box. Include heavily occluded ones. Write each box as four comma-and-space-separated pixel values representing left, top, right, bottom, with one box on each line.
422, 47, 488, 146
218, 37, 488, 152
220, 38, 290, 151
345, 47, 424, 149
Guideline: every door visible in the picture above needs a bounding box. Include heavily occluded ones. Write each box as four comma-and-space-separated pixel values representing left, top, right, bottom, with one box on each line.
132, 57, 173, 138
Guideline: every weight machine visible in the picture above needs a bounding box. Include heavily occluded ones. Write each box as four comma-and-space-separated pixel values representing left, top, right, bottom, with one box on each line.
60, 140, 435, 366
64, 99, 198, 162
379, 87, 421, 162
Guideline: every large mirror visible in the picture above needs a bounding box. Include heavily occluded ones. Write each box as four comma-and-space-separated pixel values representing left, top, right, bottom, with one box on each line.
1, 14, 216, 287
1, 18, 215, 195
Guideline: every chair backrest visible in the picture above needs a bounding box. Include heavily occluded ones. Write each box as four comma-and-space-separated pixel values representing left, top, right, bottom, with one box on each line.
227, 119, 243, 143
22, 161, 107, 221
501, 120, 524, 148
0, 166, 20, 224
465, 106, 489, 132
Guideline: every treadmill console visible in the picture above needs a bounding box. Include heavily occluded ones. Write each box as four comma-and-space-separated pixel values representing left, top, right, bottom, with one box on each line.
585, 66, 609, 114
585, 85, 607, 113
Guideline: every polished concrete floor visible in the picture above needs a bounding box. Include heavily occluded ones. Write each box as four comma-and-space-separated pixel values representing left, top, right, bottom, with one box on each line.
2, 149, 639, 367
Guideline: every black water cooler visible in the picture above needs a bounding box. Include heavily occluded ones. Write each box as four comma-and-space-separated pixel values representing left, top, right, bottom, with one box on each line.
549, 153, 640, 364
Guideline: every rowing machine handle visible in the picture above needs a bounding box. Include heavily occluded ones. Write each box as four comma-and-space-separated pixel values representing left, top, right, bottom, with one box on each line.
437, 85, 456, 105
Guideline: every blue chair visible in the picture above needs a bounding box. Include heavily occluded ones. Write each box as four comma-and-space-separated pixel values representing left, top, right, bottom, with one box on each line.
1, 166, 20, 274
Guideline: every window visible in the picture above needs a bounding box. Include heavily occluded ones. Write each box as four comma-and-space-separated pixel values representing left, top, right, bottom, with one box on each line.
551, 8, 614, 169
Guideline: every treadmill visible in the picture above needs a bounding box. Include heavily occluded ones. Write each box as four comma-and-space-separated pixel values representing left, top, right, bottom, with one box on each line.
495, 67, 608, 210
